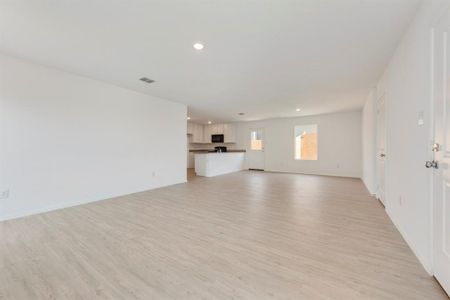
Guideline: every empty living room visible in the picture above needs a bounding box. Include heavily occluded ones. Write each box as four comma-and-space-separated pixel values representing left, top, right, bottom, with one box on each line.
1, 0, 450, 299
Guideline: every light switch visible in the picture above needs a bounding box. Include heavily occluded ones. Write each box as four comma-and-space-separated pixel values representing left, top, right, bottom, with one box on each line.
418, 111, 424, 126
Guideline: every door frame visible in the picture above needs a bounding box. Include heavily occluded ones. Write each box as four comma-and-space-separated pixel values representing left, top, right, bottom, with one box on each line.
429, 25, 436, 279
247, 127, 265, 170
430, 2, 450, 291
376, 92, 387, 206
429, 24, 437, 279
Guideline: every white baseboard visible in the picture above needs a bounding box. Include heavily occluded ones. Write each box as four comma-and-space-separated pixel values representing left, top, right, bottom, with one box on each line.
0, 179, 186, 222
385, 207, 432, 275
362, 178, 376, 195
262, 168, 361, 179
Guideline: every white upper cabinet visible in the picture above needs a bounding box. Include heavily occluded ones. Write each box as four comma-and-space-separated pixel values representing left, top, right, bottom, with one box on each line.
190, 123, 204, 143
203, 124, 211, 143
188, 122, 236, 143
204, 124, 224, 142
223, 123, 236, 143
187, 122, 194, 135
210, 124, 224, 134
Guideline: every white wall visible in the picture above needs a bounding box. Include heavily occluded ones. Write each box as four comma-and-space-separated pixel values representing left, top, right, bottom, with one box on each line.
234, 111, 362, 178
377, 0, 433, 272
361, 89, 376, 194
361, 0, 449, 273
0, 54, 187, 221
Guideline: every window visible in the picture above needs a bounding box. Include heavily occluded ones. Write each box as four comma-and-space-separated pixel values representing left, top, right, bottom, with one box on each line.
295, 125, 317, 160
250, 129, 263, 150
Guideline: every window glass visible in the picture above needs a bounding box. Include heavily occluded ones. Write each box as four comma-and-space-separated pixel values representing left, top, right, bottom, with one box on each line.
295, 125, 317, 160
250, 130, 263, 150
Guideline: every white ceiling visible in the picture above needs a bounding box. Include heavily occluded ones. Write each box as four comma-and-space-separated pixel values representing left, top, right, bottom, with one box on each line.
0, 0, 421, 123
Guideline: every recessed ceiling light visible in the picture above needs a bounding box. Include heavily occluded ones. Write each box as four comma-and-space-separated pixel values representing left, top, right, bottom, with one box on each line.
296, 108, 301, 112
207, 121, 212, 124
187, 117, 191, 120
193, 43, 204, 50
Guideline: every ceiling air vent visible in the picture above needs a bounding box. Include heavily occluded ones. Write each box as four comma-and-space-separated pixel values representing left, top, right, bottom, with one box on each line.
139, 77, 155, 84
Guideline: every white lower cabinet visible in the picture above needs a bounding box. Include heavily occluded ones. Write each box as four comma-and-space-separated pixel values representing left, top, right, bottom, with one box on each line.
194, 153, 244, 177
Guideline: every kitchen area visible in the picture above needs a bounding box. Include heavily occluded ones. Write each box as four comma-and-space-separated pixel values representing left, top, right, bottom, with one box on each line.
187, 122, 246, 178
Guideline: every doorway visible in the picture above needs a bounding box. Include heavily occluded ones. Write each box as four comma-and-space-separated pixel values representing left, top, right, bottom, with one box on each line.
376, 94, 386, 206
247, 128, 265, 170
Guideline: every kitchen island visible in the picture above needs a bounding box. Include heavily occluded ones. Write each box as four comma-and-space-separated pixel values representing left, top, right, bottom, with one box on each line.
194, 151, 245, 177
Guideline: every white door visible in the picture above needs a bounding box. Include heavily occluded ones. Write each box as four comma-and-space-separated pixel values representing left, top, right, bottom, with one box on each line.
432, 9, 450, 295
247, 128, 265, 170
376, 95, 386, 205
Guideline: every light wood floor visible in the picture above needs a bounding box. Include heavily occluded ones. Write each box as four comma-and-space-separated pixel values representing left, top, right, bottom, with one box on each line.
0, 171, 447, 299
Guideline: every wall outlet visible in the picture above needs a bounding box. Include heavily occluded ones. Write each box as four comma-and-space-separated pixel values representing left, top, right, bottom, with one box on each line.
398, 196, 402, 206
0, 189, 9, 199
152, 171, 156, 177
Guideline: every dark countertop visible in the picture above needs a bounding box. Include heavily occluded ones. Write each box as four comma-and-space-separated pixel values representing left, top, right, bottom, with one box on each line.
189, 149, 246, 153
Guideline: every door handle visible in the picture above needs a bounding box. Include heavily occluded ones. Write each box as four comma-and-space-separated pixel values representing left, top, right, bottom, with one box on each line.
432, 143, 440, 152
380, 154, 386, 158
425, 160, 439, 169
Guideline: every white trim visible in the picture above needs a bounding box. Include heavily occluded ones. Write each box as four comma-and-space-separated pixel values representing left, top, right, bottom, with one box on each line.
385, 207, 433, 274
429, 0, 450, 276
0, 180, 186, 222
429, 26, 436, 276
375, 91, 386, 202
362, 179, 377, 196
263, 168, 361, 179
